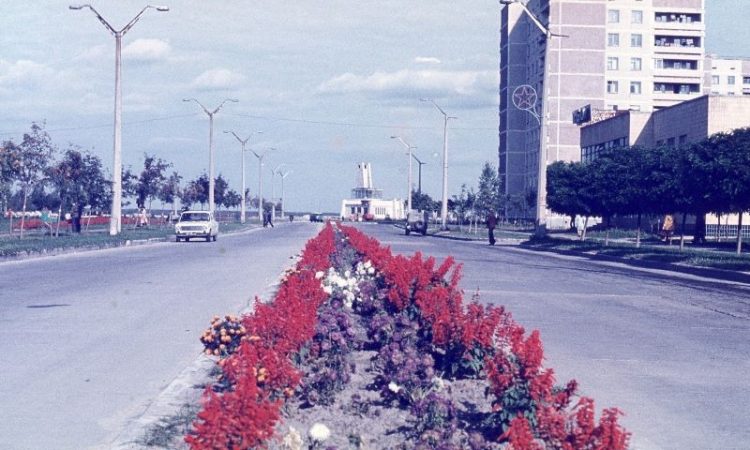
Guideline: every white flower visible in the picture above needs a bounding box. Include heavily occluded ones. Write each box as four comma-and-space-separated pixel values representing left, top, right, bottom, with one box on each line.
309, 423, 330, 442
282, 426, 303, 450
335, 277, 348, 288
315, 271, 325, 280
388, 381, 402, 393
367, 267, 375, 275
432, 377, 446, 391
344, 270, 351, 278
323, 285, 333, 295
364, 260, 372, 269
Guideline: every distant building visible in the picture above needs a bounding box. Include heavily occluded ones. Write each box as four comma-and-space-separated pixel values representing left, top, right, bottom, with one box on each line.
705, 55, 750, 96
340, 163, 405, 221
581, 94, 750, 161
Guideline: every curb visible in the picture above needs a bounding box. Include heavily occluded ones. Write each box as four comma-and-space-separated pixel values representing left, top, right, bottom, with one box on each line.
517, 244, 750, 285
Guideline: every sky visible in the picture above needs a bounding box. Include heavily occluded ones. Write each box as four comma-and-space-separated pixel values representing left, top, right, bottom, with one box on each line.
1, 1, 748, 213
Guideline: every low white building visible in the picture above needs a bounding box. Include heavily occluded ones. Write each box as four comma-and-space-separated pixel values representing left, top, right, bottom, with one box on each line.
340, 163, 405, 221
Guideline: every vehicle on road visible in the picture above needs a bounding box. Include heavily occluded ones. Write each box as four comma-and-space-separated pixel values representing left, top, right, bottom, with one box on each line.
405, 210, 428, 236
175, 210, 219, 242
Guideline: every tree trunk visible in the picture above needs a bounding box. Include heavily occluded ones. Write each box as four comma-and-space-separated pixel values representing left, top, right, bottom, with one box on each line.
581, 216, 589, 241
694, 212, 706, 244
55, 204, 62, 237
737, 212, 744, 255
20, 190, 28, 239
604, 216, 611, 246
716, 213, 722, 242
679, 213, 687, 252
636, 213, 642, 248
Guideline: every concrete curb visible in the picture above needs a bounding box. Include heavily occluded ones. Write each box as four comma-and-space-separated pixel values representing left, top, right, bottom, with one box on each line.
517, 244, 750, 285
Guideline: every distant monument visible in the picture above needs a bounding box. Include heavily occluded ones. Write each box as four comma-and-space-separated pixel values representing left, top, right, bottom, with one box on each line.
340, 163, 404, 221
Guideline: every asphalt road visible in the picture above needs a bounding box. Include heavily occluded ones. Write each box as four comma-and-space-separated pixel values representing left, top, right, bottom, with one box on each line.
359, 224, 750, 450
0, 222, 321, 450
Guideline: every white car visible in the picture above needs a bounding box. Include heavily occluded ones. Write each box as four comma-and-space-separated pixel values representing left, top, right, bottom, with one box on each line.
175, 210, 219, 242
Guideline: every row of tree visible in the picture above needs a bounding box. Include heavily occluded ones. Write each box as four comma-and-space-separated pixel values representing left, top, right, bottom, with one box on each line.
0, 123, 262, 235
547, 127, 750, 252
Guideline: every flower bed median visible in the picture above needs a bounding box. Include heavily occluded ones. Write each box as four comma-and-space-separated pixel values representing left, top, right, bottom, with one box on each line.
186, 223, 630, 449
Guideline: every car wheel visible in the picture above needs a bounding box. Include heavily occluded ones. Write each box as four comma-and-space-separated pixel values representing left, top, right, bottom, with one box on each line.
176, 236, 182, 242
213, 234, 217, 242
405, 227, 411, 235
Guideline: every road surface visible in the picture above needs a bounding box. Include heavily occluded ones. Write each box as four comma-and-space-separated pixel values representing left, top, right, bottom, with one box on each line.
0, 223, 320, 449
360, 224, 750, 450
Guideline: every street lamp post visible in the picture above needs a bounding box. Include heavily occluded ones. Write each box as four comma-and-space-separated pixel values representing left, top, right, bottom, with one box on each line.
69, 4, 169, 235
278, 170, 292, 219
224, 130, 263, 223
183, 98, 238, 213
412, 154, 426, 194
270, 163, 285, 221
500, 0, 565, 236
390, 136, 416, 213
250, 148, 275, 222
420, 99, 456, 230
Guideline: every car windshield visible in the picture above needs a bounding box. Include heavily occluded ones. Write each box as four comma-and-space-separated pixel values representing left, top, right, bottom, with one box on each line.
180, 213, 210, 222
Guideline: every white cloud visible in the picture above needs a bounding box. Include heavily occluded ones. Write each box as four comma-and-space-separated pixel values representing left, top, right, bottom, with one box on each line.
414, 56, 441, 65
0, 59, 55, 88
317, 69, 497, 106
73, 44, 108, 62
191, 68, 246, 90
122, 39, 171, 62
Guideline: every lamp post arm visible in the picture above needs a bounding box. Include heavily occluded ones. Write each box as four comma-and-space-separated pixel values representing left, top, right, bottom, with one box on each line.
212, 98, 239, 115
70, 4, 117, 35
183, 98, 210, 116
122, 5, 157, 35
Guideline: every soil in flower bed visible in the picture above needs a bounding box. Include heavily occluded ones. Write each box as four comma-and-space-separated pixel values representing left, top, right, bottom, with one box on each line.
270, 322, 498, 449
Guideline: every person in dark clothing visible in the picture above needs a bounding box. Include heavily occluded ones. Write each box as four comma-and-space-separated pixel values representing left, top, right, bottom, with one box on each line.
264, 210, 274, 228
486, 212, 497, 246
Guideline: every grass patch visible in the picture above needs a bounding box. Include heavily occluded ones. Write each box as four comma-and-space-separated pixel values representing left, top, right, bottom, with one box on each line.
522, 236, 750, 272
137, 402, 199, 448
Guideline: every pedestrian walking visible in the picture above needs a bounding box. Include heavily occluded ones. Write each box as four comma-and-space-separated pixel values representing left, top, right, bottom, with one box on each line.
264, 209, 274, 228
662, 214, 675, 243
486, 211, 497, 246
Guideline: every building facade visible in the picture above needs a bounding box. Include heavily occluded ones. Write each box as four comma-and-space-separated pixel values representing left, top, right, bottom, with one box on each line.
339, 163, 405, 221
499, 0, 707, 219
705, 55, 750, 96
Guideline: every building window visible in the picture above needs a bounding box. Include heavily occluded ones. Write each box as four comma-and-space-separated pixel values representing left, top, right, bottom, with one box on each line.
630, 57, 642, 71
728, 76, 736, 85
607, 80, 619, 94
744, 76, 750, 84
608, 33, 620, 47
608, 10, 620, 23
630, 81, 642, 94
632, 10, 643, 24
712, 75, 720, 85
631, 34, 643, 47
655, 59, 664, 69
607, 57, 619, 70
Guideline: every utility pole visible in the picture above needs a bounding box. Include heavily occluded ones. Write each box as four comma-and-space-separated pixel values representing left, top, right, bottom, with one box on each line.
250, 148, 275, 222
183, 98, 238, 213
224, 130, 262, 223
412, 153, 426, 194
421, 99, 456, 230
390, 136, 416, 213
69, 4, 169, 235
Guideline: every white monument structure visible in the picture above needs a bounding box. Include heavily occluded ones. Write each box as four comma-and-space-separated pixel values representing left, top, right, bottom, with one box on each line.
340, 163, 405, 221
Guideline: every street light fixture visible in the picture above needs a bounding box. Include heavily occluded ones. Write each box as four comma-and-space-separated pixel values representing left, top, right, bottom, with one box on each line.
412, 153, 426, 194
270, 163, 286, 221
224, 130, 263, 223
69, 4, 169, 235
277, 169, 292, 219
390, 136, 416, 213
249, 147, 275, 222
420, 98, 456, 230
183, 98, 238, 213
499, 0, 566, 237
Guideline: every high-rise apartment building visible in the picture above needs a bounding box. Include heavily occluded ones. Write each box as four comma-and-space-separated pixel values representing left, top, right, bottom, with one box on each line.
499, 0, 706, 220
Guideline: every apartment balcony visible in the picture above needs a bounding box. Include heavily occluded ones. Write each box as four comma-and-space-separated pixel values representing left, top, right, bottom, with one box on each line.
654, 12, 703, 31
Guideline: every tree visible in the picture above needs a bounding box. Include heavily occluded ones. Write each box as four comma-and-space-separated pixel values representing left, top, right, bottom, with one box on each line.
121, 167, 138, 208
181, 174, 209, 209
214, 174, 229, 210
475, 162, 501, 219
411, 189, 438, 212
546, 161, 587, 227
223, 189, 242, 210
5, 123, 55, 237
135, 154, 171, 211
48, 147, 110, 234
159, 171, 182, 216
